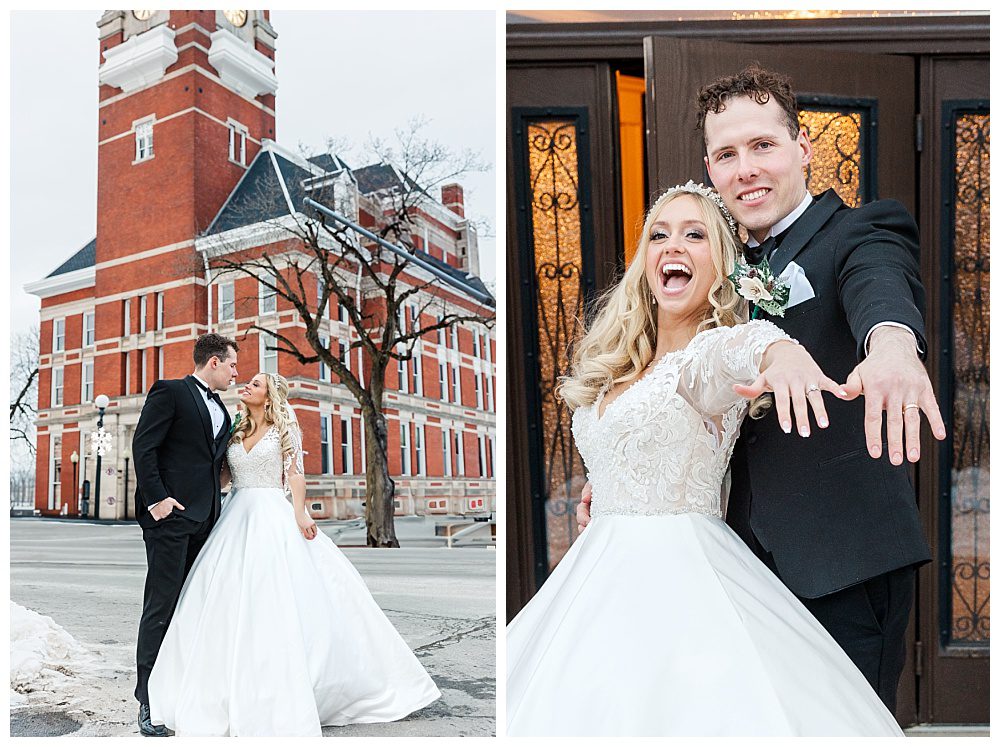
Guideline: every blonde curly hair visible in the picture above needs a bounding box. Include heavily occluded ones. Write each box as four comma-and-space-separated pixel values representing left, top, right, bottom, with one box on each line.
557, 189, 748, 410
230, 372, 299, 464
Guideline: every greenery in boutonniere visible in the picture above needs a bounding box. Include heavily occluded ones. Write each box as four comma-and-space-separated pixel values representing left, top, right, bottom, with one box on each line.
229, 411, 242, 435
728, 258, 791, 319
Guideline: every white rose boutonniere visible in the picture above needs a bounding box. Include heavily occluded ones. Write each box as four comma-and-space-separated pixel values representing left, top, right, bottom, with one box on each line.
728, 258, 791, 318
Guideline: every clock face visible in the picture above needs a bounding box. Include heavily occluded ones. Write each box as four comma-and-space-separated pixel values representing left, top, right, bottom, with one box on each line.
132, 10, 156, 22
224, 10, 248, 28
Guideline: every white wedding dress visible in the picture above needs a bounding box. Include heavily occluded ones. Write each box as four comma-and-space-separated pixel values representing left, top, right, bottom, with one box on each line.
148, 419, 440, 736
506, 322, 904, 737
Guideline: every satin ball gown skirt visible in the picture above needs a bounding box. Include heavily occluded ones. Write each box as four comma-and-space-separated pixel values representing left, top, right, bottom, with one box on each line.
506, 513, 904, 737
148, 487, 440, 736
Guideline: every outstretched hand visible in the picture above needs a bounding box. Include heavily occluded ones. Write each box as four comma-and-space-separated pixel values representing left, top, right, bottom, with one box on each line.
841, 326, 946, 464
733, 340, 848, 437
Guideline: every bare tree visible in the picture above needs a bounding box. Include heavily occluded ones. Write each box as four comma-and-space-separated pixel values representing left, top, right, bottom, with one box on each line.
10, 326, 39, 455
206, 123, 495, 547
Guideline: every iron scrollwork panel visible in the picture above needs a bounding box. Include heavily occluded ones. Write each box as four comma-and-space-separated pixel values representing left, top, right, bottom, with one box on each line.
513, 110, 595, 585
940, 102, 990, 648
798, 96, 877, 205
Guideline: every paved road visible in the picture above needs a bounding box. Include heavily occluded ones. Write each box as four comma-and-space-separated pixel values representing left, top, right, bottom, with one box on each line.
10, 518, 496, 737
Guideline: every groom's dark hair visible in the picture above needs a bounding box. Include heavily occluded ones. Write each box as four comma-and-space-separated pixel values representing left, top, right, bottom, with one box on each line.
696, 63, 800, 141
193, 333, 238, 367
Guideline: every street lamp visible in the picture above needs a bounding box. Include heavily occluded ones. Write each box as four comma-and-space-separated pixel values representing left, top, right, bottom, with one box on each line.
91, 394, 111, 520
70, 451, 79, 517
123, 446, 132, 520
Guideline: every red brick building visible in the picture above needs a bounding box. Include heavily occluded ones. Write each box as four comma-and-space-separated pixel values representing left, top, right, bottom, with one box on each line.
25, 10, 496, 521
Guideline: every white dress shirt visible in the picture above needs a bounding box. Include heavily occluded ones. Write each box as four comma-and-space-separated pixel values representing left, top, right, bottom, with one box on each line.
745, 191, 919, 356
148, 375, 225, 513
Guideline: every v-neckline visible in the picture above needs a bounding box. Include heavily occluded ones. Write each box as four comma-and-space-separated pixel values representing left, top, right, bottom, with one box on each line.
241, 425, 274, 455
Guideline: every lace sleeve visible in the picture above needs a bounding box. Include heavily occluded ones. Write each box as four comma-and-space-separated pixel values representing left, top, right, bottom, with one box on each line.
282, 408, 305, 496
678, 321, 794, 416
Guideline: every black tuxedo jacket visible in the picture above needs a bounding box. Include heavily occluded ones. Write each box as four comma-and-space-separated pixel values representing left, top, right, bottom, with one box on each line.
726, 189, 932, 599
132, 376, 231, 531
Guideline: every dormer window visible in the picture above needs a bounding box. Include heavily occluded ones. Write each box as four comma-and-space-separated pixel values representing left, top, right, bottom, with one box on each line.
228, 119, 248, 166
134, 118, 154, 163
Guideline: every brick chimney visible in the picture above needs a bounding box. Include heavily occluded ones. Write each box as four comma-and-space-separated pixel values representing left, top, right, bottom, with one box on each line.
441, 183, 465, 218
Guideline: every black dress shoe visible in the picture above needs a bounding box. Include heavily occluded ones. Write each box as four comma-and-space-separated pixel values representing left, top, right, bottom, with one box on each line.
138, 703, 168, 737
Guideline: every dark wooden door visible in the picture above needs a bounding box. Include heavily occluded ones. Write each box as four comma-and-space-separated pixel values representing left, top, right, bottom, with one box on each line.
643, 36, 925, 721
916, 55, 989, 724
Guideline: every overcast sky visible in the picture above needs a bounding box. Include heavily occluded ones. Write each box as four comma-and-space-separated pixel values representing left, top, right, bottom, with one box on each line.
9, 10, 497, 338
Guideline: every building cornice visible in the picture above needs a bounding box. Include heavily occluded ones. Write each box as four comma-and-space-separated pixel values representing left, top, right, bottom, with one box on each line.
24, 267, 96, 299
207, 28, 278, 99
98, 24, 178, 94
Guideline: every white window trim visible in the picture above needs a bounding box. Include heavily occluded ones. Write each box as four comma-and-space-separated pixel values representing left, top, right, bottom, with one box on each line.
218, 281, 235, 323
260, 331, 278, 374
439, 361, 449, 403
53, 318, 65, 353
455, 429, 465, 477
442, 427, 452, 477
81, 359, 94, 404
158, 347, 165, 380
123, 299, 131, 336
139, 295, 147, 334
52, 366, 64, 407
397, 354, 408, 394
227, 118, 249, 167
478, 434, 487, 478
133, 116, 155, 164
415, 424, 425, 476
400, 421, 411, 476
259, 274, 277, 315
320, 414, 331, 475
83, 310, 96, 347
412, 350, 422, 396
474, 371, 483, 409
156, 293, 164, 330
319, 335, 330, 382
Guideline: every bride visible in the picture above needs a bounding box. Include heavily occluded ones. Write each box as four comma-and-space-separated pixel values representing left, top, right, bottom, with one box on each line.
506, 183, 904, 736
148, 372, 440, 736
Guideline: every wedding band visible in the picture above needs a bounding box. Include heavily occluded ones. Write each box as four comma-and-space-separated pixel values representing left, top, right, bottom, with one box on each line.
904, 403, 920, 411
806, 384, 820, 393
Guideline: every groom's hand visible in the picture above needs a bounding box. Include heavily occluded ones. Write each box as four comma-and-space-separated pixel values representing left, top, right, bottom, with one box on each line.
575, 481, 592, 533
149, 497, 185, 521
842, 326, 946, 464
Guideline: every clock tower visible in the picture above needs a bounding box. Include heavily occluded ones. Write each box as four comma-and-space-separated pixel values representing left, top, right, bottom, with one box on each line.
93, 10, 277, 393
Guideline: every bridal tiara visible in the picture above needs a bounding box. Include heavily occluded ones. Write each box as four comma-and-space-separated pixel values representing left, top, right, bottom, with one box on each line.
661, 180, 738, 237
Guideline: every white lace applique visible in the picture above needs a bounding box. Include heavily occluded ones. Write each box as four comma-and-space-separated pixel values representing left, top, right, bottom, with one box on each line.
573, 321, 791, 520
281, 422, 306, 498
227, 408, 306, 498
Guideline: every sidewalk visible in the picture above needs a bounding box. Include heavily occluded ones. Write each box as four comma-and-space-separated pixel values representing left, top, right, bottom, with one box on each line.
10, 519, 495, 737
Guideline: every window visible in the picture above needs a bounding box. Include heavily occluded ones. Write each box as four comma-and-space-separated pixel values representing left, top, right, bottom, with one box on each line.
141, 350, 148, 392
48, 435, 62, 511
397, 306, 407, 336
438, 362, 449, 403
83, 310, 95, 347
81, 360, 94, 403
474, 371, 483, 409
409, 304, 420, 336
473, 329, 481, 359
53, 318, 65, 353
399, 422, 411, 475
452, 363, 461, 404
319, 335, 331, 382
340, 340, 350, 372
156, 293, 164, 330
437, 316, 446, 348
486, 372, 494, 412
412, 350, 422, 396
316, 277, 328, 318
134, 119, 154, 161
478, 434, 487, 477
124, 352, 131, 395
123, 299, 131, 336
259, 275, 277, 315
451, 324, 459, 353
442, 427, 452, 477
158, 347, 164, 380
414, 425, 425, 475
338, 301, 349, 325
52, 367, 64, 406
397, 355, 408, 394
340, 418, 352, 474
454, 430, 465, 476
261, 332, 277, 374
320, 415, 331, 474
484, 332, 492, 364
218, 282, 235, 323
139, 295, 147, 334
488, 435, 495, 478
228, 120, 248, 166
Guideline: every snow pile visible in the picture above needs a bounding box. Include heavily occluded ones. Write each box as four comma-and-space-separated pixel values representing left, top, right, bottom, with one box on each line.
10, 601, 91, 705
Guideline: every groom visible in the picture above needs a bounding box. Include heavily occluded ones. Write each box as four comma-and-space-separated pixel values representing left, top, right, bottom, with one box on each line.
578, 66, 945, 711
132, 333, 238, 736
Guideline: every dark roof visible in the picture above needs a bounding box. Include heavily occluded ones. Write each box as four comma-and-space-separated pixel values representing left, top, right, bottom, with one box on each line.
205, 150, 318, 235
47, 238, 96, 277
352, 163, 426, 197
414, 248, 494, 307
307, 153, 350, 173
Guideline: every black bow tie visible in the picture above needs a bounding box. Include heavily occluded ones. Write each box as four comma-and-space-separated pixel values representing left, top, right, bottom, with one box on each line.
193, 378, 223, 405
744, 236, 775, 265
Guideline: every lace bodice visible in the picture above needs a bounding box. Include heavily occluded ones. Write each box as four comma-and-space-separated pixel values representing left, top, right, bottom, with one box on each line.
226, 422, 305, 496
572, 321, 791, 519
